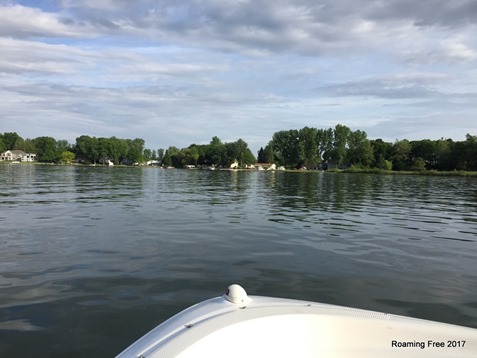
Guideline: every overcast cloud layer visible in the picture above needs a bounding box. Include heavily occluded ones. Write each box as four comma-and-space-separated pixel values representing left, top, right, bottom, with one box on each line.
1, 0, 476, 152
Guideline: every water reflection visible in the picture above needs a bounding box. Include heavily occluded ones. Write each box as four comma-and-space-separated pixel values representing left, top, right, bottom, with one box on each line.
0, 166, 476, 357
73, 166, 145, 204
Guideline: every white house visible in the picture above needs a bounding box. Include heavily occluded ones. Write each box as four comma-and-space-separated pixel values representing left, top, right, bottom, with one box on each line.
0, 150, 36, 162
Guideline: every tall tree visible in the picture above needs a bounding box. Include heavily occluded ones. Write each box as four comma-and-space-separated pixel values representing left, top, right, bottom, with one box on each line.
392, 139, 412, 170
56, 140, 72, 152
13, 137, 25, 150
299, 126, 318, 168
317, 128, 334, 162
75, 135, 99, 164
157, 148, 165, 163
3, 132, 21, 150
108, 136, 128, 165
257, 147, 266, 163
0, 135, 5, 152
208, 136, 226, 166
33, 136, 57, 162
143, 148, 152, 161
272, 129, 301, 167
162, 150, 172, 167
230, 138, 253, 167
370, 139, 393, 169
347, 130, 373, 167
411, 139, 437, 170
126, 138, 145, 163
464, 134, 477, 170
331, 124, 351, 165
434, 139, 452, 171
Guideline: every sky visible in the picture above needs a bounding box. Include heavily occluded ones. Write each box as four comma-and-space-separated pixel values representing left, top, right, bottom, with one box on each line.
1, 0, 476, 154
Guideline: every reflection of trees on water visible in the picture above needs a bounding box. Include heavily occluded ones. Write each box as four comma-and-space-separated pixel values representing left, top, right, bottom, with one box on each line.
259, 172, 477, 234
169, 170, 251, 206
73, 166, 145, 203
263, 172, 374, 213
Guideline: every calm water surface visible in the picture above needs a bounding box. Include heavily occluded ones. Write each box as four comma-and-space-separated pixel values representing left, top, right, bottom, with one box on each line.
1, 165, 477, 357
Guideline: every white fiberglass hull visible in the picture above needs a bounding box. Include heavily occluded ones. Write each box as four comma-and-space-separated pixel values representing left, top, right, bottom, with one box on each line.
117, 284, 477, 358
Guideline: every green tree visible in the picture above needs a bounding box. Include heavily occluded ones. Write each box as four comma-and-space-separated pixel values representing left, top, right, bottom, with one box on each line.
316, 128, 334, 162
97, 137, 111, 162
382, 160, 393, 171
272, 129, 301, 167
234, 138, 249, 167
370, 139, 393, 168
59, 151, 75, 164
392, 139, 412, 170
13, 137, 25, 150
257, 145, 273, 163
207, 136, 226, 166
0, 135, 5, 152
108, 136, 128, 165
264, 143, 274, 163
165, 146, 181, 167
75, 135, 99, 164
347, 130, 373, 167
257, 147, 266, 163
162, 150, 172, 167
464, 134, 477, 170
157, 148, 165, 163
411, 157, 427, 171
56, 140, 72, 152
435, 139, 452, 171
331, 124, 351, 165
299, 126, 319, 168
126, 138, 145, 164
225, 138, 254, 167
3, 132, 21, 150
411, 140, 437, 170
33, 136, 58, 162
182, 146, 199, 166
23, 138, 36, 153
242, 148, 256, 165
143, 148, 152, 161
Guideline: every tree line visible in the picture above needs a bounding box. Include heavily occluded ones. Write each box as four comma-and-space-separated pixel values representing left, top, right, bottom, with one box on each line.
258, 125, 477, 171
2, 127, 477, 171
162, 136, 256, 168
0, 133, 149, 165
0, 132, 256, 167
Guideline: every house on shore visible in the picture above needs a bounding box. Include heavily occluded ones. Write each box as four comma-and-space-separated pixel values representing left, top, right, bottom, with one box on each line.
254, 163, 279, 170
0, 150, 36, 162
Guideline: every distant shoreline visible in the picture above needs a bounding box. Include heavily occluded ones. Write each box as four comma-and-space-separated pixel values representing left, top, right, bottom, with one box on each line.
3, 161, 477, 177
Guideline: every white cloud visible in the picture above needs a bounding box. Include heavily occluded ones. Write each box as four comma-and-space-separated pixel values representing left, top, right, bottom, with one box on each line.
1, 0, 476, 152
0, 3, 97, 38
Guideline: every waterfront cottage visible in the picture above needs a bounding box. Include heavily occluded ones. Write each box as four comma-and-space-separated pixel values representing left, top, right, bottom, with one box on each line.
0, 150, 36, 162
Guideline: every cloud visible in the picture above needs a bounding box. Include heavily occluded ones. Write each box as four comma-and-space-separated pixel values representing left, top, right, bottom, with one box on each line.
1, 1, 476, 152
3, 1, 477, 62
0, 37, 91, 75
365, 0, 477, 27
317, 74, 448, 99
0, 3, 95, 38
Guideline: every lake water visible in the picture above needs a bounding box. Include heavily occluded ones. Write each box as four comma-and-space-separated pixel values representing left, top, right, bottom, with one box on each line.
1, 165, 477, 357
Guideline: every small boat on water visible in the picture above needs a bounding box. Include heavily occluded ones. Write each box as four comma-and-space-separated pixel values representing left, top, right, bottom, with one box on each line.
117, 284, 477, 357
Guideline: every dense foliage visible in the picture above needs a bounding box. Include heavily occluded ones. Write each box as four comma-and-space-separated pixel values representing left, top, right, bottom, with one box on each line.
0, 132, 256, 167
0, 132, 147, 165
75, 135, 145, 164
162, 137, 256, 168
258, 125, 477, 171
2, 128, 477, 171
